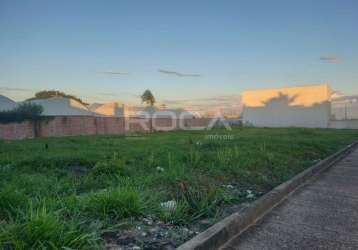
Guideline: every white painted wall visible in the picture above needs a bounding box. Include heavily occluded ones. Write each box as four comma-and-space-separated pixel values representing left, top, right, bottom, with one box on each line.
331, 97, 358, 120
329, 120, 358, 129
243, 102, 331, 128
242, 84, 332, 128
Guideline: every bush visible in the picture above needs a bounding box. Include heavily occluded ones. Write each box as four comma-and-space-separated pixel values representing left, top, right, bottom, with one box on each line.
0, 188, 27, 220
81, 188, 143, 220
0, 103, 43, 124
0, 204, 101, 249
90, 159, 125, 177
160, 181, 222, 224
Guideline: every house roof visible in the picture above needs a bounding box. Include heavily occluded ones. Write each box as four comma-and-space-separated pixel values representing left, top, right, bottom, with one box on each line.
28, 97, 94, 116
0, 95, 17, 111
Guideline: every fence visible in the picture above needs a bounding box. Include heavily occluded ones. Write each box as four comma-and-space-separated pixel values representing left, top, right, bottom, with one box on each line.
0, 116, 213, 140
329, 119, 358, 129
331, 100, 358, 120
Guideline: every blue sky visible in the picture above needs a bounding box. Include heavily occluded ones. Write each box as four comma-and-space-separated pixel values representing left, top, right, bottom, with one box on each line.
0, 0, 357, 105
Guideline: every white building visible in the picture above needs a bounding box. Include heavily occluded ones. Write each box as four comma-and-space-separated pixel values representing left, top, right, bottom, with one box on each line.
242, 84, 332, 128
89, 102, 128, 117
153, 108, 198, 119
28, 97, 94, 116
331, 95, 358, 120
138, 107, 198, 119
132, 106, 198, 119
0, 95, 17, 111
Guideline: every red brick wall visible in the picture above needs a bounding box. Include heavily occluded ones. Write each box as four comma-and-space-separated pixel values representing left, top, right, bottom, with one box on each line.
181, 118, 212, 129
0, 116, 213, 140
0, 121, 35, 140
126, 117, 150, 133
38, 116, 98, 137
125, 118, 212, 132
152, 118, 179, 131
38, 116, 126, 137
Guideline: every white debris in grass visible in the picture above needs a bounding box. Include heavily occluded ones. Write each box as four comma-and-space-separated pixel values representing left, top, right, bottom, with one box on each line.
246, 190, 255, 199
0, 164, 11, 171
160, 200, 177, 210
156, 166, 165, 172
142, 217, 153, 225
223, 184, 235, 189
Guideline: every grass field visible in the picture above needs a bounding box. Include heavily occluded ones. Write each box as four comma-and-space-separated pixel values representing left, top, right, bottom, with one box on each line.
1, 128, 357, 249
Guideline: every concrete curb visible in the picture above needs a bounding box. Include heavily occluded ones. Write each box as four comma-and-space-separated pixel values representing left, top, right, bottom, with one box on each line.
177, 141, 358, 250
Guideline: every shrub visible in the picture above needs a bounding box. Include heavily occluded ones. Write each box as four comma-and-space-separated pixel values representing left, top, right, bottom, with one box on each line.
161, 181, 222, 224
81, 188, 143, 220
0, 103, 43, 124
90, 159, 125, 177
0, 204, 101, 249
0, 188, 27, 220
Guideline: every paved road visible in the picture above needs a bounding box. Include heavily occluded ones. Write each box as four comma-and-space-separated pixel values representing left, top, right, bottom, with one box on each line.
222, 147, 358, 250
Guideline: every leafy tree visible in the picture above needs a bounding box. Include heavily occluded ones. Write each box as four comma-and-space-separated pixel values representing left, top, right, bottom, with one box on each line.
141, 90, 156, 132
0, 103, 43, 124
141, 90, 155, 106
27, 90, 88, 105
159, 103, 167, 109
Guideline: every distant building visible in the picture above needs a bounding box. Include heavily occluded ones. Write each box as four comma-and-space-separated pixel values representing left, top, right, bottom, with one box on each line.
89, 102, 128, 117
124, 106, 155, 118
127, 106, 198, 119
0, 95, 17, 111
152, 108, 198, 119
242, 84, 332, 128
28, 97, 94, 116
331, 95, 358, 120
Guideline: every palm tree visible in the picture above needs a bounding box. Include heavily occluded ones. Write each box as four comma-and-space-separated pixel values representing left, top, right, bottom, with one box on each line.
141, 90, 156, 106
141, 90, 156, 132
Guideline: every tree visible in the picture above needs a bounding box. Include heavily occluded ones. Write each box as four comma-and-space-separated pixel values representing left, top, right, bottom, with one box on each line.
141, 90, 156, 132
0, 103, 43, 124
27, 90, 88, 106
141, 90, 156, 106
159, 103, 167, 109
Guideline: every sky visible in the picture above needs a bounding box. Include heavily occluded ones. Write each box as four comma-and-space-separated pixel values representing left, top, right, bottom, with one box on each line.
0, 0, 357, 107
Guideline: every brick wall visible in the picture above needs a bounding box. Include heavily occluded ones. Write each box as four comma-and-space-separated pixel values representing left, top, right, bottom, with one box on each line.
0, 121, 35, 140
0, 116, 213, 140
37, 116, 126, 137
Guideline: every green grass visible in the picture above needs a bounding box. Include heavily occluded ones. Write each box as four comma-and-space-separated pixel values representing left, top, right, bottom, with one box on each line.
0, 127, 357, 249
80, 187, 144, 220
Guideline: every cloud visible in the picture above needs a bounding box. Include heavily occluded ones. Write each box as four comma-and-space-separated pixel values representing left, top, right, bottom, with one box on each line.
0, 86, 35, 92
99, 92, 140, 98
97, 70, 129, 75
319, 56, 342, 64
198, 95, 241, 103
161, 95, 242, 117
162, 95, 241, 108
158, 69, 201, 77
